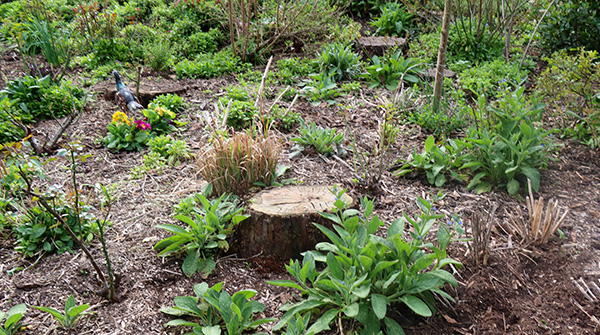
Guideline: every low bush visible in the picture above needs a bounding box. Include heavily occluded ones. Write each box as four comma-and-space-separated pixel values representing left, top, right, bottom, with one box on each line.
370, 2, 414, 37
173, 50, 245, 79
316, 42, 362, 82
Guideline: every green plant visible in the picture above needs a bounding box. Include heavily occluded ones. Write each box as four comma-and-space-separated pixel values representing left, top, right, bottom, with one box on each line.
283, 313, 311, 335
269, 189, 463, 334
104, 111, 150, 151
219, 100, 259, 130
271, 105, 302, 132
536, 48, 600, 146
277, 57, 317, 85
461, 87, 553, 195
154, 188, 248, 277
0, 304, 27, 335
395, 135, 470, 187
370, 2, 414, 37
459, 59, 529, 97
540, 0, 600, 54
300, 72, 343, 106
131, 151, 167, 178
292, 121, 344, 156
316, 43, 362, 82
407, 101, 467, 138
447, 18, 504, 64
162, 282, 275, 335
364, 50, 424, 89
198, 132, 281, 196
32, 295, 91, 329
143, 104, 179, 135
173, 50, 244, 79
0, 98, 25, 144
145, 37, 172, 71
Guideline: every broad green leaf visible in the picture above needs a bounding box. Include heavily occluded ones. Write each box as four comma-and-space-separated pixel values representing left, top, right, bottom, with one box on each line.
306, 308, 338, 334
424, 135, 435, 152
371, 294, 387, 320
165, 319, 201, 327
344, 302, 359, 317
155, 224, 189, 236
388, 217, 405, 237
182, 250, 199, 277
201, 325, 222, 335
399, 295, 431, 317
265, 280, 303, 291
506, 178, 520, 195
384, 317, 405, 335
174, 296, 201, 315
32, 306, 65, 323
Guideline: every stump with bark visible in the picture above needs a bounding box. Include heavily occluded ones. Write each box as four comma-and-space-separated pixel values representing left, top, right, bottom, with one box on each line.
230, 185, 354, 261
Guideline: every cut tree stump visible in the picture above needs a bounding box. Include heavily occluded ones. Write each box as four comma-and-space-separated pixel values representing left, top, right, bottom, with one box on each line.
356, 36, 407, 57
230, 185, 354, 260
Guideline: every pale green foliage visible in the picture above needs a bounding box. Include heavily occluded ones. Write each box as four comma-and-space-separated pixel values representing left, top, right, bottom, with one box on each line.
33, 295, 91, 329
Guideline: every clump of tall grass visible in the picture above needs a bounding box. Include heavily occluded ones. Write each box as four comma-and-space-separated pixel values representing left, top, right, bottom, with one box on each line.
198, 132, 280, 196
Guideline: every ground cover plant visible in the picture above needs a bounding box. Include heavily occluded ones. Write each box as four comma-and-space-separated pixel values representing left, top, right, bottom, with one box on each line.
0, 0, 599, 334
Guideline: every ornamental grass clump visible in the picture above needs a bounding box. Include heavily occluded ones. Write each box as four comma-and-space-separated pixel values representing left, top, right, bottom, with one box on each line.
198, 132, 280, 196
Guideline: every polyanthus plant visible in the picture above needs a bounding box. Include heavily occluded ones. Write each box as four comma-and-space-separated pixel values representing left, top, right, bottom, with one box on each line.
143, 103, 179, 135
104, 111, 150, 151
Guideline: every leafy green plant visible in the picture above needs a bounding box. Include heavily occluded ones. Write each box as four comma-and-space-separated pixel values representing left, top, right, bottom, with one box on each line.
131, 151, 167, 178
292, 121, 344, 156
162, 281, 275, 335
461, 87, 553, 195
154, 188, 248, 278
364, 50, 424, 89
540, 0, 600, 54
447, 17, 504, 64
145, 36, 172, 71
173, 50, 244, 79
220, 100, 258, 130
198, 132, 281, 196
459, 59, 529, 97
370, 2, 414, 37
0, 303, 27, 335
32, 295, 91, 329
151, 93, 185, 114
316, 43, 362, 82
407, 101, 467, 138
269, 189, 463, 334
395, 135, 470, 187
277, 57, 317, 85
271, 105, 302, 132
536, 48, 600, 146
104, 111, 150, 151
143, 104, 179, 135
300, 72, 343, 106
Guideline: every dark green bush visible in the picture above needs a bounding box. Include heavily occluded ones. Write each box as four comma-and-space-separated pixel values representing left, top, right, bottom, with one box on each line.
370, 2, 414, 37
540, 0, 600, 53
448, 18, 504, 64
173, 50, 245, 79
316, 42, 362, 82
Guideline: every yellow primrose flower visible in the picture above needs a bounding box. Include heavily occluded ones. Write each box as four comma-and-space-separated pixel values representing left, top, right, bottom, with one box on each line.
112, 111, 131, 126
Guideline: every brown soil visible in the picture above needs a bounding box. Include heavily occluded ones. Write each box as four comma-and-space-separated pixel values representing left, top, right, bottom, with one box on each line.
1, 48, 599, 335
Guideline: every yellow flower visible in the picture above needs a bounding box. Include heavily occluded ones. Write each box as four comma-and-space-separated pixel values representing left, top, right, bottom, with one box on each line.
112, 111, 131, 126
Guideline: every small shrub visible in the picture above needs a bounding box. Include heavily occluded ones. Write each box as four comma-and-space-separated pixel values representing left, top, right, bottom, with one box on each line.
150, 93, 185, 114
145, 37, 172, 71
462, 87, 553, 195
148, 135, 194, 165
448, 18, 504, 64
269, 189, 463, 334
299, 72, 343, 105
154, 189, 248, 277
536, 48, 600, 146
198, 132, 281, 196
540, 0, 600, 54
395, 135, 470, 187
458, 59, 529, 97
407, 101, 467, 138
143, 104, 178, 135
370, 2, 414, 37
316, 42, 362, 82
173, 50, 244, 79
271, 105, 302, 132
161, 281, 275, 334
292, 121, 344, 156
364, 50, 424, 89
277, 57, 318, 85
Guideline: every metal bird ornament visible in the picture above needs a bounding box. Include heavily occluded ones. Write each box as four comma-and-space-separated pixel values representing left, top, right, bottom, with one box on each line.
113, 70, 143, 114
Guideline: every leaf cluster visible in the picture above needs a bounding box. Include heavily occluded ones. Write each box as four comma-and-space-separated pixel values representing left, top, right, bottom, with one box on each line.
0, 304, 27, 335
161, 282, 275, 335
154, 188, 248, 278
364, 50, 424, 89
370, 2, 414, 38
292, 121, 344, 156
316, 43, 362, 82
269, 189, 464, 335
32, 295, 91, 329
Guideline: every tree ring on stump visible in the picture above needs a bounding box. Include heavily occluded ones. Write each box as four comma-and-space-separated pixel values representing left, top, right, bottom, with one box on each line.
230, 185, 354, 261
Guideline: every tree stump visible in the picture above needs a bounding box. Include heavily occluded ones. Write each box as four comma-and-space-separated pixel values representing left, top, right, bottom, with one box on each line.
230, 185, 354, 261
356, 36, 407, 58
